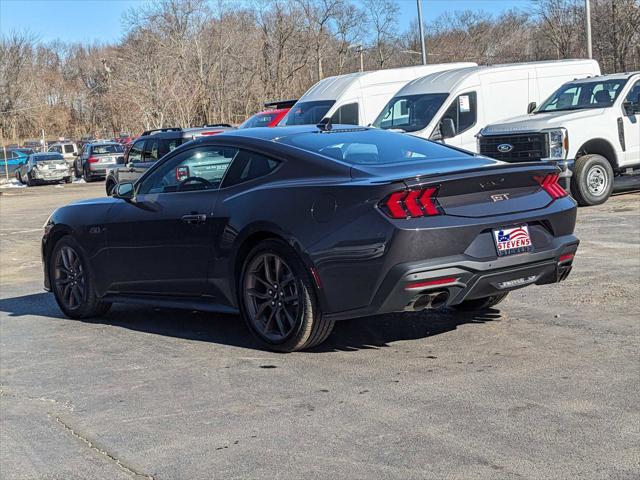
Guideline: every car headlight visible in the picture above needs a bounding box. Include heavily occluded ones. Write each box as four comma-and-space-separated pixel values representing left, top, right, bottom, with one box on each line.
544, 128, 568, 160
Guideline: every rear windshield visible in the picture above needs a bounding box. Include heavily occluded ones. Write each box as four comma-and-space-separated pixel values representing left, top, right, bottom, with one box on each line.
240, 112, 279, 129
278, 128, 469, 165
372, 93, 448, 132
34, 154, 64, 162
91, 144, 123, 154
279, 101, 335, 126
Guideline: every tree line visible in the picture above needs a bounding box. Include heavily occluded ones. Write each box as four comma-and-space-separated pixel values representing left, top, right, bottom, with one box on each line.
1, 0, 638, 142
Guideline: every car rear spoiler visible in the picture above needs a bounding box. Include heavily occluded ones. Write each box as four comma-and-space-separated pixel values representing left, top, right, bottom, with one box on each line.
264, 99, 297, 109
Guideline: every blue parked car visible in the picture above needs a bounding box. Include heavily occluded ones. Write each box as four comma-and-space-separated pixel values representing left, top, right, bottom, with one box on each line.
0, 149, 31, 175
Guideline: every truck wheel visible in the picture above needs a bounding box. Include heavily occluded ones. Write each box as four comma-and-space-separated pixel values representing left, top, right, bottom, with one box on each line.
74, 163, 82, 178
452, 292, 509, 311
571, 154, 613, 206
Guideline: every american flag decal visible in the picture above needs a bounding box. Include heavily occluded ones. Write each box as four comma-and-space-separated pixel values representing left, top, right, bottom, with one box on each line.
494, 225, 533, 257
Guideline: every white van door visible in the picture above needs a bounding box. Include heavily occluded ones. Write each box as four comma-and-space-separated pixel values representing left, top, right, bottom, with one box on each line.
622, 79, 640, 165
436, 91, 479, 151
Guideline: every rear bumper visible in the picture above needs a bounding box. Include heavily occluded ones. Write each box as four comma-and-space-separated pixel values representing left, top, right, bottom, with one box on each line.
31, 169, 70, 182
323, 234, 578, 321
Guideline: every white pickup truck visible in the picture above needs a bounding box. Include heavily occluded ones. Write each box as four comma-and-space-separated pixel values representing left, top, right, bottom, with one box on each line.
478, 72, 640, 205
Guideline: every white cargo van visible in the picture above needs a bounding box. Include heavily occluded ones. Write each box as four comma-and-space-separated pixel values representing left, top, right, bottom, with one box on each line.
371, 60, 601, 151
278, 62, 476, 127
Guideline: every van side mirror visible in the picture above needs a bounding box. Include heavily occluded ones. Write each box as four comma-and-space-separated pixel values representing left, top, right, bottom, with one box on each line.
440, 117, 456, 139
114, 182, 134, 200
72, 152, 78, 156
527, 102, 537, 114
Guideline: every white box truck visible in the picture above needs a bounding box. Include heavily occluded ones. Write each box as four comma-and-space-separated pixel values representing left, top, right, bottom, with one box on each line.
278, 62, 476, 127
478, 71, 640, 206
371, 59, 601, 152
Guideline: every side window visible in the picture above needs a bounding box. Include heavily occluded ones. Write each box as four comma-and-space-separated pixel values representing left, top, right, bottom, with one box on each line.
330, 103, 359, 125
64, 144, 75, 154
143, 139, 160, 162
128, 140, 144, 163
441, 92, 477, 135
222, 150, 280, 188
138, 146, 239, 195
625, 80, 640, 103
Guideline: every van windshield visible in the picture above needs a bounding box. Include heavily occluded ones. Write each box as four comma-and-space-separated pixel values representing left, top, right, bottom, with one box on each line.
279, 100, 335, 126
537, 79, 628, 113
372, 93, 448, 132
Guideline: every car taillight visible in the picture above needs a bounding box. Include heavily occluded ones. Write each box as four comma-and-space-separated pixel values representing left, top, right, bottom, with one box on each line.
536, 173, 567, 199
88, 156, 99, 163
380, 186, 442, 219
200, 131, 223, 136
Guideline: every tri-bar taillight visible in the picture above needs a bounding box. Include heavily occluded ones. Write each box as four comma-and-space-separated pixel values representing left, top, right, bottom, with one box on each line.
380, 186, 442, 219
536, 173, 568, 199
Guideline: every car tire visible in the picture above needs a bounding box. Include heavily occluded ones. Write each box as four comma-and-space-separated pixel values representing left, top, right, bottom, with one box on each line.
570, 154, 613, 206
83, 166, 93, 183
452, 292, 509, 312
74, 163, 81, 178
50, 236, 111, 319
64, 176, 72, 184
239, 239, 334, 352
16, 171, 23, 184
26, 172, 35, 187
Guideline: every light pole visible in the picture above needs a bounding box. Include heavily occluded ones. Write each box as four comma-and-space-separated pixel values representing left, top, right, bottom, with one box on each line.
351, 44, 365, 72
417, 0, 427, 65
585, 0, 593, 59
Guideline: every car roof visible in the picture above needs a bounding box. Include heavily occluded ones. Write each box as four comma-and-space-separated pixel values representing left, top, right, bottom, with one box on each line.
216, 125, 368, 142
568, 71, 640, 83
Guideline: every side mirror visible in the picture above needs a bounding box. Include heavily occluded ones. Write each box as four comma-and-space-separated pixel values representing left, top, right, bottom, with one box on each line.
440, 117, 456, 139
527, 101, 537, 114
114, 182, 134, 200
116, 155, 125, 165
623, 93, 640, 115
72, 152, 78, 156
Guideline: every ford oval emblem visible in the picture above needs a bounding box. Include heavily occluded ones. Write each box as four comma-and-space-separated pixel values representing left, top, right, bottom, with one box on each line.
497, 143, 514, 153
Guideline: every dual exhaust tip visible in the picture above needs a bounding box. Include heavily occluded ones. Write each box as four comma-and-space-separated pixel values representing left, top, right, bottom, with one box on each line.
409, 290, 450, 311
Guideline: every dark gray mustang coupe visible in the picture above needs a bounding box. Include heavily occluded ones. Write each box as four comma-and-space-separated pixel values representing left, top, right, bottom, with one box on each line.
42, 126, 578, 351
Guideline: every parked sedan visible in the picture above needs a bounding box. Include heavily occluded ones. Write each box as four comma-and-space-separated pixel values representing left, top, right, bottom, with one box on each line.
42, 126, 579, 352
73, 142, 124, 181
16, 152, 71, 185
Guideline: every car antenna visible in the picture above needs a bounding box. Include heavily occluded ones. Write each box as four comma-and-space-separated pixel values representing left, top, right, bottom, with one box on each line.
317, 116, 332, 132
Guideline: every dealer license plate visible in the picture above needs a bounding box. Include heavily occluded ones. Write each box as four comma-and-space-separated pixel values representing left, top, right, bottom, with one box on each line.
493, 225, 533, 257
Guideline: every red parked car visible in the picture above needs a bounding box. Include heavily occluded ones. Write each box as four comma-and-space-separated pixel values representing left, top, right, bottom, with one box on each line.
239, 99, 297, 128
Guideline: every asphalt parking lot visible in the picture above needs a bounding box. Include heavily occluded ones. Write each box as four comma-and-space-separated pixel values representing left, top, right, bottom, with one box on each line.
0, 181, 638, 480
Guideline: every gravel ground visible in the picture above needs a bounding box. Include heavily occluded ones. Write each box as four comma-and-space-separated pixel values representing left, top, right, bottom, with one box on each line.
1, 181, 638, 480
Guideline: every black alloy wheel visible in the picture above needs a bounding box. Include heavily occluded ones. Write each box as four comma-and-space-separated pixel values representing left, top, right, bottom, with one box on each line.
53, 245, 86, 311
239, 239, 334, 352
50, 237, 111, 319
243, 253, 300, 342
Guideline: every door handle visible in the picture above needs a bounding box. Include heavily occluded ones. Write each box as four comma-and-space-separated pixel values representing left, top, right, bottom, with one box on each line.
181, 214, 207, 225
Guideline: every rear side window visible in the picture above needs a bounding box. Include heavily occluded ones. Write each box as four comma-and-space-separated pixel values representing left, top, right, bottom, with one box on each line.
330, 103, 359, 125
222, 150, 279, 188
63, 144, 75, 153
438, 92, 477, 136
144, 139, 161, 162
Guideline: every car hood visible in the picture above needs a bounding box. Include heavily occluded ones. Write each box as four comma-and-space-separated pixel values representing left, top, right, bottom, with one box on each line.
69, 196, 120, 207
481, 108, 608, 135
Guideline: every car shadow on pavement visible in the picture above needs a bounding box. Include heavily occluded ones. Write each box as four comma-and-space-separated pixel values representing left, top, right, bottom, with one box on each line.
0, 292, 501, 353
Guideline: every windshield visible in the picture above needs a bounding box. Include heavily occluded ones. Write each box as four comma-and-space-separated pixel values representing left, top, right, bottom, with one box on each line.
278, 128, 469, 165
33, 154, 64, 162
537, 79, 628, 113
91, 144, 123, 154
279, 101, 335, 126
240, 112, 280, 129
372, 93, 449, 132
